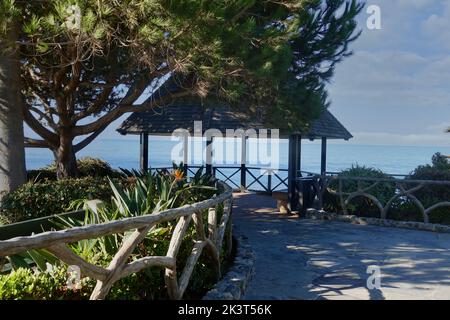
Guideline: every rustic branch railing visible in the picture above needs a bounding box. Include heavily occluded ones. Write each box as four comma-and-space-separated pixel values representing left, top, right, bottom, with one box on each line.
300, 175, 450, 223
0, 181, 233, 300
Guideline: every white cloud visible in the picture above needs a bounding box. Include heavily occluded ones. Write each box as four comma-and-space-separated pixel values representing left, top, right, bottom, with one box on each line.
421, 0, 450, 49
328, 50, 450, 110
327, 1, 450, 146
427, 122, 450, 132
350, 131, 450, 147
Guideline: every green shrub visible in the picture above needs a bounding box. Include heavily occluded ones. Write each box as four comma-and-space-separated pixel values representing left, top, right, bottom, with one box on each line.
323, 155, 450, 225
68, 168, 225, 299
27, 157, 120, 182
76, 157, 121, 178
0, 262, 166, 300
0, 168, 228, 300
0, 267, 94, 300
0, 257, 218, 300
323, 165, 395, 217
0, 177, 114, 224
27, 168, 57, 182
406, 153, 450, 225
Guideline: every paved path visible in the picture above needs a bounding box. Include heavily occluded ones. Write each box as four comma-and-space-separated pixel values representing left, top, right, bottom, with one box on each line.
233, 193, 450, 300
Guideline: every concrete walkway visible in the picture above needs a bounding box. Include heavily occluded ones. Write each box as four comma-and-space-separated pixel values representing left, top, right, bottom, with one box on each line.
233, 193, 450, 300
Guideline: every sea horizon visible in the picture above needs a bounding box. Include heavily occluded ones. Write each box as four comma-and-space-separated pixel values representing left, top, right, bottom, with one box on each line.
25, 137, 450, 176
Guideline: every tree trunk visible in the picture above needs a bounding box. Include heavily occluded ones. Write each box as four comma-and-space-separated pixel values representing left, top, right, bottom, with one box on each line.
0, 25, 27, 199
53, 132, 78, 179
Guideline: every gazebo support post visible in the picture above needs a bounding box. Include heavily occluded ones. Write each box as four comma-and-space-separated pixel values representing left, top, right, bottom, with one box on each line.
321, 137, 327, 175
240, 135, 247, 191
206, 138, 213, 175
288, 134, 301, 212
140, 132, 149, 173
183, 134, 189, 174
297, 135, 302, 177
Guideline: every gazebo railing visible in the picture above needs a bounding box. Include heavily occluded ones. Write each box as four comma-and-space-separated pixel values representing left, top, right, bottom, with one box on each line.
149, 165, 289, 194
214, 166, 242, 190
243, 167, 289, 193
0, 182, 233, 300
297, 174, 450, 223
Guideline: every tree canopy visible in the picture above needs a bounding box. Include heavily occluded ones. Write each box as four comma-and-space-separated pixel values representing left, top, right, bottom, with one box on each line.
0, 0, 362, 178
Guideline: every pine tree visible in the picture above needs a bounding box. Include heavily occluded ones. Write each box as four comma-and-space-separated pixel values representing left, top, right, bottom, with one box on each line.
1, 0, 362, 179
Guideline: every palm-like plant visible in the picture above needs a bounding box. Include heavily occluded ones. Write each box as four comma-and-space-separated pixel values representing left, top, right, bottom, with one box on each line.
3, 168, 224, 299
56, 167, 218, 265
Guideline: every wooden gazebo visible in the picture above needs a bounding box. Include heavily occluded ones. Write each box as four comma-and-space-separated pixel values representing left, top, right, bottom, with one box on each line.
117, 104, 352, 210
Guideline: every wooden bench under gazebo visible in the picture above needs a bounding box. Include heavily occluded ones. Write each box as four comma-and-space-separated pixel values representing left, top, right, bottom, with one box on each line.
117, 103, 352, 212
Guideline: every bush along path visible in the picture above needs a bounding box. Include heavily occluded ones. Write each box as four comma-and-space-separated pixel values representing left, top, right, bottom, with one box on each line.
0, 167, 234, 300
0, 158, 120, 225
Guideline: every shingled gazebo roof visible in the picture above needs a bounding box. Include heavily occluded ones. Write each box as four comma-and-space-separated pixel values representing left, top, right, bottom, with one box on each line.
117, 104, 352, 140
302, 109, 353, 140
117, 104, 264, 136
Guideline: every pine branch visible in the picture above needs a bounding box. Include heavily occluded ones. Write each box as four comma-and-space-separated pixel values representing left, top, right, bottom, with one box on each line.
73, 88, 191, 136
28, 105, 58, 131
22, 103, 59, 147
24, 137, 49, 148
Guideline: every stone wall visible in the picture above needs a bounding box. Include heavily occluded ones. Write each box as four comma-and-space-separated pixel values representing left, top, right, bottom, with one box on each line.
203, 227, 255, 300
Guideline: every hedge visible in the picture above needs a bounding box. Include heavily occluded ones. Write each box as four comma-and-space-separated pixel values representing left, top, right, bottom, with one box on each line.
0, 177, 113, 225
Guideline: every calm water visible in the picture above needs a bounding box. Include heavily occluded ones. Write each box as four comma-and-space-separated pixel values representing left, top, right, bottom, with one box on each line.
25, 137, 450, 175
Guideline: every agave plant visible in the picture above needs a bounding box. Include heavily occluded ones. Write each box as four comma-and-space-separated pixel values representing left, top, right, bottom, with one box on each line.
3, 249, 60, 274
110, 166, 218, 217
54, 168, 218, 266
109, 172, 182, 217
54, 206, 122, 264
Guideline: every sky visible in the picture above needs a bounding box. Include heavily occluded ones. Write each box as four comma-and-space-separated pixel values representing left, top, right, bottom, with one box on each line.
327, 0, 450, 147
24, 0, 450, 148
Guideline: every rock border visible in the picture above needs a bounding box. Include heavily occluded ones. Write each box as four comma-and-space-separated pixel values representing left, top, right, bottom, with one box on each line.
203, 226, 255, 300
305, 208, 450, 234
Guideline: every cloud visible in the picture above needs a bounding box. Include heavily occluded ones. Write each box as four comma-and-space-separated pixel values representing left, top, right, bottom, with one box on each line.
329, 50, 450, 109
427, 122, 450, 132
326, 1, 450, 146
421, 0, 450, 49
353, 0, 444, 53
350, 131, 450, 147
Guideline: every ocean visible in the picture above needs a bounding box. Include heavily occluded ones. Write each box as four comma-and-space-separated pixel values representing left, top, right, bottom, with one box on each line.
25, 137, 450, 176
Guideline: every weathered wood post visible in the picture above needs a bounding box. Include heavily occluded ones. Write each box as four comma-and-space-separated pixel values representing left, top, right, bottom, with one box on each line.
297, 135, 302, 209
288, 134, 301, 211
240, 135, 247, 191
297, 136, 302, 176
183, 134, 189, 174
140, 132, 149, 173
321, 137, 327, 175
206, 137, 213, 175
267, 170, 272, 194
